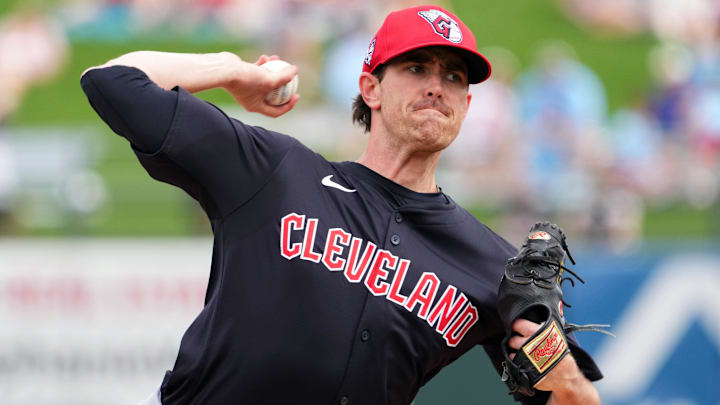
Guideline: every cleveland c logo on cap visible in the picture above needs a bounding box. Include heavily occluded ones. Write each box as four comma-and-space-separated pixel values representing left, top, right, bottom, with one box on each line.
418, 10, 463, 44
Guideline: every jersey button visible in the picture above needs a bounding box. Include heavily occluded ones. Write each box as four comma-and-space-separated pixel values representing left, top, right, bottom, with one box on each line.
361, 329, 371, 342
395, 213, 403, 223
391, 234, 400, 246
340, 396, 350, 405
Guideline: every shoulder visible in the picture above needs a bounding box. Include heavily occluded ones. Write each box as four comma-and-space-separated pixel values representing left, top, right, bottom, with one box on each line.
454, 204, 518, 259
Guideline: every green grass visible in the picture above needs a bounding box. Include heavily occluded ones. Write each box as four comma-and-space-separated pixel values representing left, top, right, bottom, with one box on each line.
454, 0, 657, 110
643, 203, 720, 238
7, 41, 242, 126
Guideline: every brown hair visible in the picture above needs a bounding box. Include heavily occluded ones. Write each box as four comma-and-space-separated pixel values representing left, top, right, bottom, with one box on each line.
352, 64, 387, 133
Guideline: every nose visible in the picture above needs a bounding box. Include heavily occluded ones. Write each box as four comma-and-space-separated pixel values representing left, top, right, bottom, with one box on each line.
424, 72, 443, 99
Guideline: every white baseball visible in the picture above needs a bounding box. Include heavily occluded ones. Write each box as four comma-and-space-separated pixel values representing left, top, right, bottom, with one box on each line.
261, 60, 298, 106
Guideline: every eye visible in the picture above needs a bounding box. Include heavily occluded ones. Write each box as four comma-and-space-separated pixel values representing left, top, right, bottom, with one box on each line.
446, 72, 464, 83
408, 65, 424, 73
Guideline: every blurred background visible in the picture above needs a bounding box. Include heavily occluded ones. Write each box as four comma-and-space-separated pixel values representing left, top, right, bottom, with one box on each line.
0, 0, 717, 404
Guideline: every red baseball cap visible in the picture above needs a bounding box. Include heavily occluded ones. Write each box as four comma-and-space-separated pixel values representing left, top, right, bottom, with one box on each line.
362, 5, 491, 84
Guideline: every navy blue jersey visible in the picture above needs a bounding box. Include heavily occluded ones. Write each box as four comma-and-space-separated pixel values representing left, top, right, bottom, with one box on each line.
81, 66, 601, 405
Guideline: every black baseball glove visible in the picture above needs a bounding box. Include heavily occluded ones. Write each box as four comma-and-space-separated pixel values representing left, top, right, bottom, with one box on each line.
497, 221, 612, 397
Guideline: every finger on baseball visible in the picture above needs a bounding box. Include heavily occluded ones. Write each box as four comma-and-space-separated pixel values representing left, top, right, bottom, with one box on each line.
268, 65, 299, 88
255, 54, 270, 65
261, 93, 299, 118
512, 318, 542, 337
269, 54, 280, 61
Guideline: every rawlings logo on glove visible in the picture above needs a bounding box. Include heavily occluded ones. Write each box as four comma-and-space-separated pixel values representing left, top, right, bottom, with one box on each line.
524, 320, 565, 372
497, 221, 613, 397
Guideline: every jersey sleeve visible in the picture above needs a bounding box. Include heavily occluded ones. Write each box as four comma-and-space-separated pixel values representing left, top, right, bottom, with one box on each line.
80, 65, 175, 153
81, 65, 299, 219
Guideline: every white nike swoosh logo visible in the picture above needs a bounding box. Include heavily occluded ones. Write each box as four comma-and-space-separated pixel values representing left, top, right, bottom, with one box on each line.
321, 175, 356, 193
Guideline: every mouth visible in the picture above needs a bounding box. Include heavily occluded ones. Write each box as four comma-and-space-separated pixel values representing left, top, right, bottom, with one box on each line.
415, 109, 447, 119
412, 107, 450, 118
411, 100, 451, 118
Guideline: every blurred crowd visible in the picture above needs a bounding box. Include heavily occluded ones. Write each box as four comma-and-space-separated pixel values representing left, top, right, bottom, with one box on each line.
0, 0, 718, 249
455, 0, 720, 247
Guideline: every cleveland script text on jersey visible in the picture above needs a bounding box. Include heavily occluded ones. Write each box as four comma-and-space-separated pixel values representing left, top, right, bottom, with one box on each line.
280, 212, 479, 347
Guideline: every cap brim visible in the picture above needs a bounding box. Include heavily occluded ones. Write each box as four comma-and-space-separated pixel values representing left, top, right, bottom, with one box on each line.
455, 48, 492, 84
375, 43, 492, 84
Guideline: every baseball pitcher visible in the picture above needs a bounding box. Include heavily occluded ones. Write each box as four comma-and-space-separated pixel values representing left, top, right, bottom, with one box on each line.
81, 5, 605, 405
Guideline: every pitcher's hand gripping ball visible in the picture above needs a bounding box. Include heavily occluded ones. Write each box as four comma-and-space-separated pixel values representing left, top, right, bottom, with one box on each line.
497, 221, 613, 396
261, 60, 298, 106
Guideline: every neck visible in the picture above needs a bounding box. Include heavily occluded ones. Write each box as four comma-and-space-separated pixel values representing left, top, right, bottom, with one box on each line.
356, 130, 442, 194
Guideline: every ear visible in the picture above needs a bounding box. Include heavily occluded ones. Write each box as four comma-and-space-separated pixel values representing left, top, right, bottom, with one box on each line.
359, 72, 381, 110
460, 90, 472, 121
